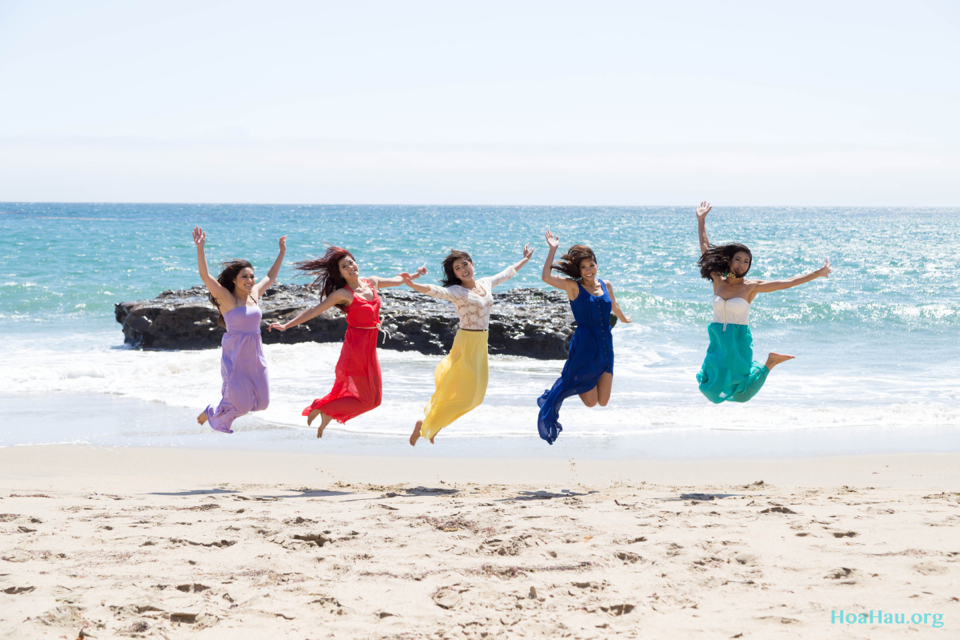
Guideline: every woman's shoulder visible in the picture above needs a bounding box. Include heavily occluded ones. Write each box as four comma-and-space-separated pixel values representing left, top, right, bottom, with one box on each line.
331, 286, 355, 301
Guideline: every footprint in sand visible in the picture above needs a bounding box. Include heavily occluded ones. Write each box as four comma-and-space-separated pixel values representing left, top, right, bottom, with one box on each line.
826, 567, 856, 580
914, 563, 949, 575
2, 586, 35, 594
614, 551, 643, 564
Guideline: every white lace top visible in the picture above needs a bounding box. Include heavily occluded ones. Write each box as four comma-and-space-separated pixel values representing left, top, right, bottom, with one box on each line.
712, 296, 751, 329
420, 266, 517, 331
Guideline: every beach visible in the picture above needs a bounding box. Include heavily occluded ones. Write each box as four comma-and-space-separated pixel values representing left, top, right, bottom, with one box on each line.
2, 204, 960, 637
1, 445, 957, 638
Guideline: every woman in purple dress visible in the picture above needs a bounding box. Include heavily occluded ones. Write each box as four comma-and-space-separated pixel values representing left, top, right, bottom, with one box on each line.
193, 226, 286, 434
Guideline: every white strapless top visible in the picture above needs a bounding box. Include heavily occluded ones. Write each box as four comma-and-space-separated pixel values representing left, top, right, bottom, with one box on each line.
712, 296, 750, 329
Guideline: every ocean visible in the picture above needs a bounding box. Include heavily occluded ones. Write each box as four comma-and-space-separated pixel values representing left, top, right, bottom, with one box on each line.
2, 203, 958, 458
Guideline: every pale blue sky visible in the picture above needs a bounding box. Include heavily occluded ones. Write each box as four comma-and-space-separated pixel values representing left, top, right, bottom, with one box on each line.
1, 0, 958, 204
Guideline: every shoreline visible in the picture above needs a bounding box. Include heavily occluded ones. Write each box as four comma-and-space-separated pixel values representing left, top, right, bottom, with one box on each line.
4, 392, 959, 461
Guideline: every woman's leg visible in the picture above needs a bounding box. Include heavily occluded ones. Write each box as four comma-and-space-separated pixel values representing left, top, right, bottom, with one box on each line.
579, 388, 598, 407
307, 410, 335, 437
595, 372, 614, 406
764, 352, 795, 370
409, 420, 423, 446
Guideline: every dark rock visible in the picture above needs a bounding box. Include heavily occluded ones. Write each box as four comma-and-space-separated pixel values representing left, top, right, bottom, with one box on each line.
115, 284, 574, 359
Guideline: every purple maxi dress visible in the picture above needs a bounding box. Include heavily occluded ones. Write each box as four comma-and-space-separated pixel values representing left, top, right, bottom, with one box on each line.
205, 305, 269, 433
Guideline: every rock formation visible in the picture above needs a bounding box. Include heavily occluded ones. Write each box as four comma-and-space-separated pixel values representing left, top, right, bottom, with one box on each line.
115, 284, 574, 359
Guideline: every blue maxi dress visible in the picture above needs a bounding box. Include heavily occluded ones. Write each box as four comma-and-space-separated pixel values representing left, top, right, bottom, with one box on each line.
537, 281, 614, 444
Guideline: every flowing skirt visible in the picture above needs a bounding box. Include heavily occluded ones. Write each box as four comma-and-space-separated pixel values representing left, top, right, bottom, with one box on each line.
697, 323, 768, 404
205, 332, 269, 434
420, 329, 488, 441
303, 327, 382, 423
537, 325, 614, 444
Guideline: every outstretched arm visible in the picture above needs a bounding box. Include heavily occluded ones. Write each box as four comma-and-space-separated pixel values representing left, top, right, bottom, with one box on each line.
253, 235, 287, 298
268, 288, 353, 332
398, 271, 434, 295
605, 281, 632, 324
752, 259, 832, 296
193, 226, 233, 306
370, 265, 427, 289
696, 201, 713, 254
541, 230, 579, 298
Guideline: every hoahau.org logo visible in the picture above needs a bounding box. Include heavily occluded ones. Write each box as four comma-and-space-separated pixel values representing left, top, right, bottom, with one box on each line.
832, 610, 944, 628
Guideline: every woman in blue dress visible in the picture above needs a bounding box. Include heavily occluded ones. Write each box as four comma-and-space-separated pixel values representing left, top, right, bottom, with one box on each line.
695, 201, 832, 403
537, 231, 632, 444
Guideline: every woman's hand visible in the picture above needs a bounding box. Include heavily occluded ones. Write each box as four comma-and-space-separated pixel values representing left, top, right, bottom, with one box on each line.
192, 226, 206, 249
278, 235, 287, 252
696, 201, 712, 221
414, 264, 427, 278
815, 258, 832, 278
399, 272, 415, 286
545, 230, 560, 250
268, 323, 287, 332
522, 243, 535, 260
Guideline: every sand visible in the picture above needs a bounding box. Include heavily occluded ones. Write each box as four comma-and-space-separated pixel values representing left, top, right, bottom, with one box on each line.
0, 446, 958, 638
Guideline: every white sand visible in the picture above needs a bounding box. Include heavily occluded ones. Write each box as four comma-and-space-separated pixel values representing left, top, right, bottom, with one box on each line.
1, 446, 958, 638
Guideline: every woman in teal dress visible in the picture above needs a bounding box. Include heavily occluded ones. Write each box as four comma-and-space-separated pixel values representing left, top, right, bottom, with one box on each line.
695, 201, 832, 403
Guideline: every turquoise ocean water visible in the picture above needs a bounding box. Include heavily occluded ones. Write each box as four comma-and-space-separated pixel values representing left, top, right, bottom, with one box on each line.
1, 203, 958, 456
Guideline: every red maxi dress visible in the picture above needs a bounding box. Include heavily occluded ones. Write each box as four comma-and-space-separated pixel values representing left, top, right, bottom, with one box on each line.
301, 280, 383, 423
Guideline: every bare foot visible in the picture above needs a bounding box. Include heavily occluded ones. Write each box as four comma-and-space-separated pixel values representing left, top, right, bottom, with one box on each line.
316, 413, 333, 439
410, 420, 422, 446
307, 409, 321, 426
765, 352, 795, 370
197, 411, 208, 425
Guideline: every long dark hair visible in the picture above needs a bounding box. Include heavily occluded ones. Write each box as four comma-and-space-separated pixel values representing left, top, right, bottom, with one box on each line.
211, 259, 254, 328
551, 244, 597, 280
440, 250, 472, 287
295, 246, 355, 309
698, 243, 753, 280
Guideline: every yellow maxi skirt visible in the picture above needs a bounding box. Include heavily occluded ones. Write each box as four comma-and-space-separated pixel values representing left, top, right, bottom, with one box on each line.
420, 329, 489, 440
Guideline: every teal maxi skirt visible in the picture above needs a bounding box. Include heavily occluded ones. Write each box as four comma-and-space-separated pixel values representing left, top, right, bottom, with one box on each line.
697, 323, 769, 404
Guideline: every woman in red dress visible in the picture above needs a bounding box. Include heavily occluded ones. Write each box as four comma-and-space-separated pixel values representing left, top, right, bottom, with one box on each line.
269, 246, 426, 437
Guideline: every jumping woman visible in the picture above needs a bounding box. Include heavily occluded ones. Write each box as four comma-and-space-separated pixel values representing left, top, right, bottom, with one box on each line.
268, 246, 426, 437
400, 245, 534, 446
193, 226, 286, 434
695, 201, 831, 403
537, 230, 631, 444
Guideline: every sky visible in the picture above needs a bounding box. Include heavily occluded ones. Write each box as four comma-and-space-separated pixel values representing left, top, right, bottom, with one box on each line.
0, 0, 958, 205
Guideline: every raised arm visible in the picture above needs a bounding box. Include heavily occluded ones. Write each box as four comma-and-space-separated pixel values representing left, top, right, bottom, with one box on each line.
192, 226, 233, 306
253, 235, 287, 298
370, 265, 427, 289
489, 243, 536, 289
511, 243, 535, 274
605, 281, 632, 324
268, 288, 353, 332
541, 230, 579, 298
751, 259, 832, 297
696, 201, 713, 254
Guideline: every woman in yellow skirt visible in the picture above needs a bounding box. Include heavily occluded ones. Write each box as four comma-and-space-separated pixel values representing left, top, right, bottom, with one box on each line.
400, 245, 534, 445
